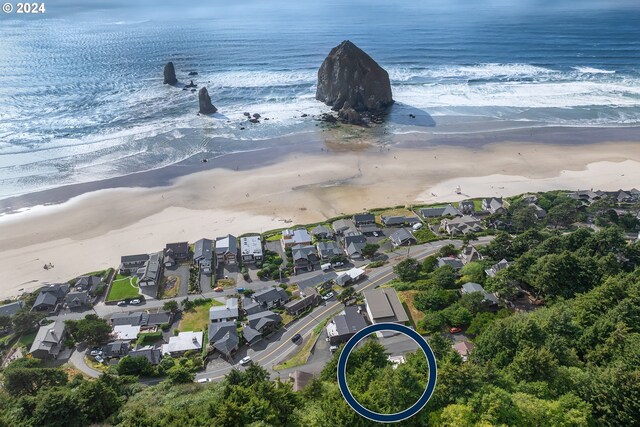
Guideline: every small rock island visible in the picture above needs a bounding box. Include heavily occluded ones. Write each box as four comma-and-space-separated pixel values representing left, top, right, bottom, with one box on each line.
198, 87, 217, 114
163, 61, 178, 85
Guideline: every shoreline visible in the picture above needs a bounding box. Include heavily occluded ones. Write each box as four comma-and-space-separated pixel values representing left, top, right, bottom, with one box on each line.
2, 124, 640, 216
0, 127, 639, 299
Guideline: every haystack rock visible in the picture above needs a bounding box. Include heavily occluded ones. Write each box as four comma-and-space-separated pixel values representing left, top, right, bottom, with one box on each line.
198, 87, 217, 114
316, 40, 393, 113
163, 62, 177, 85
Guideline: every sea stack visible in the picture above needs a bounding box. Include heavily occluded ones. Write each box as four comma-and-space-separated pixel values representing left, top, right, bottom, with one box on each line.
198, 87, 217, 114
164, 62, 177, 85
316, 40, 393, 115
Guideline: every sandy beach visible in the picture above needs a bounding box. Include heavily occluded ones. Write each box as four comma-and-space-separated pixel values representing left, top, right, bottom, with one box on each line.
0, 135, 639, 299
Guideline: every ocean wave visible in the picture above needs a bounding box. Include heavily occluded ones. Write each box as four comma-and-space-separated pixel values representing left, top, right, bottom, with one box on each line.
573, 66, 616, 74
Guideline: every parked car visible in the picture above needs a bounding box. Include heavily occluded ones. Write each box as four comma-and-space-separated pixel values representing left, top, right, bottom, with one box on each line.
322, 291, 335, 301
95, 355, 104, 363
412, 223, 424, 231
130, 299, 141, 305
117, 301, 127, 306
196, 378, 212, 383
214, 287, 224, 292
332, 262, 344, 268
239, 356, 251, 366
372, 232, 380, 237
449, 327, 462, 334
321, 263, 332, 272
237, 287, 245, 293
90, 347, 102, 357
330, 345, 339, 353
291, 333, 302, 343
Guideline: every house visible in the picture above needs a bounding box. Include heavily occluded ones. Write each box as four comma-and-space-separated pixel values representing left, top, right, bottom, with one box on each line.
164, 242, 189, 267
138, 252, 163, 288
0, 300, 24, 318
284, 288, 322, 316
343, 230, 367, 259
29, 320, 65, 359
359, 224, 383, 236
215, 235, 238, 265
65, 291, 90, 309
292, 244, 319, 274
440, 216, 484, 236
380, 215, 421, 227
532, 204, 547, 220
109, 311, 173, 329
326, 306, 368, 345
246, 310, 282, 334
253, 287, 289, 309
281, 229, 312, 249
419, 204, 463, 219
335, 267, 365, 287
129, 345, 162, 365
193, 238, 214, 274
345, 241, 367, 260
332, 219, 357, 236
120, 254, 149, 275
389, 228, 416, 247
31, 284, 69, 313
295, 272, 338, 292
209, 298, 239, 323
75, 275, 102, 295
567, 190, 602, 205
461, 282, 499, 305
461, 246, 483, 264
311, 225, 333, 240
289, 370, 314, 392
207, 321, 239, 359
459, 201, 475, 215
485, 259, 510, 278
243, 310, 282, 345
615, 190, 633, 204
113, 325, 141, 341
104, 340, 130, 359
161, 331, 203, 356
482, 198, 507, 214
242, 297, 264, 316
452, 341, 474, 362
317, 241, 343, 261
437, 257, 464, 271
353, 213, 375, 228
240, 235, 263, 264
363, 288, 409, 326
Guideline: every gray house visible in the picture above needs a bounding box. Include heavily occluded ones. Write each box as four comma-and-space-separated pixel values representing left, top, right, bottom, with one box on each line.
458, 201, 475, 215
208, 321, 239, 359
482, 198, 507, 214
164, 242, 190, 267
438, 257, 464, 271
284, 288, 322, 316
317, 241, 343, 261
420, 204, 463, 219
194, 238, 214, 274
0, 300, 24, 318
215, 234, 238, 265
461, 282, 499, 305
243, 310, 282, 346
311, 225, 333, 240
31, 284, 69, 313
253, 287, 289, 309
326, 306, 368, 345
485, 259, 510, 277
128, 345, 162, 365
380, 215, 421, 227
209, 298, 239, 323
65, 291, 90, 309
104, 340, 131, 359
353, 213, 375, 228
332, 219, 357, 236
29, 320, 65, 359
120, 254, 149, 275
138, 252, 163, 288
292, 244, 319, 274
75, 275, 102, 295
389, 228, 416, 247
242, 297, 264, 316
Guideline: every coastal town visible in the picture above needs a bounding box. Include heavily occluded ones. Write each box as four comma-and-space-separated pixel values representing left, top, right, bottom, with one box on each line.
1, 188, 639, 389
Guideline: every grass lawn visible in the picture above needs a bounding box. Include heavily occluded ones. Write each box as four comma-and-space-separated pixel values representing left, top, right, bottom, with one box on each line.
281, 312, 295, 326
16, 332, 37, 349
274, 330, 320, 370
177, 299, 224, 332
106, 275, 140, 302
266, 233, 282, 242
217, 278, 236, 288
413, 227, 438, 244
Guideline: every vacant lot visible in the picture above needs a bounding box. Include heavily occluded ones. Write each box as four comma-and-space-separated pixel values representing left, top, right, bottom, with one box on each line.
398, 290, 424, 328
107, 275, 140, 302
177, 299, 224, 332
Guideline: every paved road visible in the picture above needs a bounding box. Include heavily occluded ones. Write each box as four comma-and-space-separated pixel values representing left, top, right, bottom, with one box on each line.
194, 237, 493, 382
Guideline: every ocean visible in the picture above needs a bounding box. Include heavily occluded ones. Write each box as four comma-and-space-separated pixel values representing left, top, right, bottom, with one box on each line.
1, 0, 639, 199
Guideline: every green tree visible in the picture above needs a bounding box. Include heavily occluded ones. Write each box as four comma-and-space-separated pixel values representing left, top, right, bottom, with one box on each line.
393, 258, 421, 282
361, 243, 380, 259
12, 310, 44, 336
117, 356, 154, 377
546, 200, 578, 228
431, 265, 457, 289
512, 204, 538, 232
66, 314, 112, 344
163, 300, 179, 313
31, 387, 88, 427
459, 262, 485, 284
414, 289, 458, 312
2, 358, 68, 396
167, 365, 195, 384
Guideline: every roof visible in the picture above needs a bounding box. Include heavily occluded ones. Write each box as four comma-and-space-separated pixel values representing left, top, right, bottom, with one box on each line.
296, 272, 338, 290
335, 268, 365, 286
328, 306, 368, 337
242, 326, 263, 344
65, 291, 89, 306
247, 310, 282, 331
30, 321, 65, 356
344, 230, 367, 245
76, 275, 102, 287
285, 289, 320, 312
363, 288, 409, 323
420, 204, 462, 218
209, 298, 239, 321
359, 224, 382, 234
317, 241, 342, 257
461, 282, 499, 304
452, 341, 475, 357
353, 213, 375, 223
389, 228, 415, 246
140, 252, 162, 283
129, 345, 162, 365
438, 257, 464, 270
253, 287, 288, 305
113, 325, 141, 340
121, 254, 149, 264
165, 241, 189, 255
193, 238, 213, 261
485, 258, 510, 277
215, 234, 238, 254
346, 241, 366, 257
282, 229, 312, 245
381, 215, 420, 226
240, 235, 263, 256
242, 298, 264, 315
0, 300, 24, 317
311, 225, 333, 236
208, 321, 239, 356
104, 340, 130, 358
162, 331, 203, 355
33, 291, 59, 309
111, 311, 171, 327
292, 244, 317, 262
332, 219, 356, 233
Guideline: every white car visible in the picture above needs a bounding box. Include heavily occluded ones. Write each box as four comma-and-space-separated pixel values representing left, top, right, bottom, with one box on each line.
95, 355, 104, 363
322, 292, 335, 301
130, 299, 141, 305
239, 356, 252, 366
196, 378, 212, 383
372, 232, 379, 237
330, 345, 339, 353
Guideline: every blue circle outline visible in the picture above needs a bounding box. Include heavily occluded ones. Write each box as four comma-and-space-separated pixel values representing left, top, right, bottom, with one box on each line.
336, 322, 437, 423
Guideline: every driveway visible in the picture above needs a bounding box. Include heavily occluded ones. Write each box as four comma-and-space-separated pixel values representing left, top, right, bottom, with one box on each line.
68, 348, 101, 378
